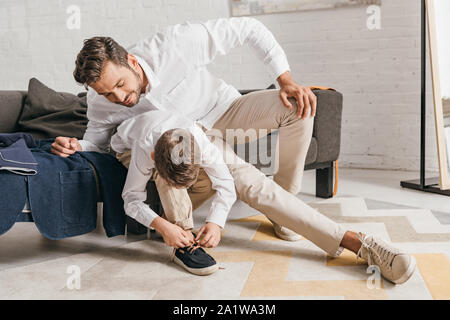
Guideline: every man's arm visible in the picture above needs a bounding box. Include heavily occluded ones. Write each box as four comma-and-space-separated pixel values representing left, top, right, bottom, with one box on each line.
51, 119, 115, 156
78, 119, 116, 153
51, 90, 117, 156
171, 17, 316, 119
173, 17, 290, 80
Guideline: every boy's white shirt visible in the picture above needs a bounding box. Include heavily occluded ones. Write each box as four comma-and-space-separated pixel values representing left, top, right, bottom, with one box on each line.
110, 110, 237, 229
78, 17, 290, 153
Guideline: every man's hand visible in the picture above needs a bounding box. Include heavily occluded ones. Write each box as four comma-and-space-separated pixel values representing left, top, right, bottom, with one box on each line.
277, 71, 317, 120
51, 136, 82, 157
151, 217, 195, 248
195, 222, 222, 248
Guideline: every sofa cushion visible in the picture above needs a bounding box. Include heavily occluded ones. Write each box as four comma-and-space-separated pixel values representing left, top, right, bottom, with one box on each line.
0, 91, 27, 133
312, 89, 343, 163
305, 137, 317, 165
17, 78, 88, 140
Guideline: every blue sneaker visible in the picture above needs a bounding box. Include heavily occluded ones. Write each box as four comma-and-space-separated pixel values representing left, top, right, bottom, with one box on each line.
172, 243, 219, 276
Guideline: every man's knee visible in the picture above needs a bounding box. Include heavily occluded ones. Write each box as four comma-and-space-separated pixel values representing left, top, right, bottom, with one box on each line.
229, 163, 267, 200
280, 97, 315, 132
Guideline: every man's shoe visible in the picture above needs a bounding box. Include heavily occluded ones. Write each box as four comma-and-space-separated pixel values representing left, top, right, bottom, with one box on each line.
356, 233, 416, 284
172, 244, 219, 276
269, 219, 302, 241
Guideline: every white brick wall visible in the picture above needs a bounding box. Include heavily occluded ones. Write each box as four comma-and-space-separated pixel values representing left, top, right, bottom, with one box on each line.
0, 0, 440, 172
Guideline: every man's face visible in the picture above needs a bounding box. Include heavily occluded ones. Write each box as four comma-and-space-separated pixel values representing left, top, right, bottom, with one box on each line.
90, 59, 143, 107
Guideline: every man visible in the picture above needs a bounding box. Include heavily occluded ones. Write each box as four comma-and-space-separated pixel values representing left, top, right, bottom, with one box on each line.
112, 110, 416, 284
111, 110, 237, 275
51, 17, 315, 240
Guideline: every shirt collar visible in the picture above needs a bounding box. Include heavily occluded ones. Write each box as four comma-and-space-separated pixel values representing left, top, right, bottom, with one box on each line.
134, 54, 160, 95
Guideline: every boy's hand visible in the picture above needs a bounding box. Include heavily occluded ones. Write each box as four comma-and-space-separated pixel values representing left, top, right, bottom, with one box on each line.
195, 222, 222, 248
151, 217, 194, 248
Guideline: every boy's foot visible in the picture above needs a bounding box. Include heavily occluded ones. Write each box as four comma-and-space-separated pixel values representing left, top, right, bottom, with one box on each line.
269, 219, 302, 241
356, 233, 416, 284
172, 244, 219, 276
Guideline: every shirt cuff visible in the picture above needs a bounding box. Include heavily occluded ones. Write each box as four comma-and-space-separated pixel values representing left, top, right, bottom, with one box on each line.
125, 202, 159, 228
205, 205, 230, 229
266, 54, 291, 81
78, 139, 103, 153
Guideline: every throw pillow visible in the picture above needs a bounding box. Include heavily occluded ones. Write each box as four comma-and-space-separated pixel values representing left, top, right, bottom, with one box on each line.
17, 78, 88, 140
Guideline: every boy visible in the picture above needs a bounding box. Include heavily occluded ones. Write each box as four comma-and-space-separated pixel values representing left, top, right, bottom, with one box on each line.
111, 110, 236, 276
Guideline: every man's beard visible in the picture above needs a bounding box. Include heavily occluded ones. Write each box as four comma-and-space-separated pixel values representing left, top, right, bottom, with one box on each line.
124, 67, 143, 107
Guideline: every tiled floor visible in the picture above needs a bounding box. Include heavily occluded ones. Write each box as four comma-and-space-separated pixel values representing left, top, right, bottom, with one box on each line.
1, 168, 449, 299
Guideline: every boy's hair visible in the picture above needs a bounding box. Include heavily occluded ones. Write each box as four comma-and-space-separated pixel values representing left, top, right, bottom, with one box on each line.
154, 128, 201, 188
73, 36, 129, 88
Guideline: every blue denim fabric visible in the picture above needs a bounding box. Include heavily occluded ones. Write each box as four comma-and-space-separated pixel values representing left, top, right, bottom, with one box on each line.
0, 138, 127, 239
78, 151, 127, 237
0, 133, 37, 148
0, 171, 28, 234
26, 139, 97, 239
0, 133, 38, 175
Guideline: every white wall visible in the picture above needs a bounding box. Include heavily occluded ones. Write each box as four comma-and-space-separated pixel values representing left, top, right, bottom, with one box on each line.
0, 0, 439, 172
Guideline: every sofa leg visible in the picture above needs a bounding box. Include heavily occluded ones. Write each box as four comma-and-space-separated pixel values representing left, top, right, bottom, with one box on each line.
316, 164, 334, 199
125, 216, 148, 235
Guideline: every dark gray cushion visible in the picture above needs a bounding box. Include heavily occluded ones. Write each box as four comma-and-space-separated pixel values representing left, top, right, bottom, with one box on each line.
0, 91, 27, 133
312, 89, 343, 163
17, 78, 88, 140
305, 137, 317, 165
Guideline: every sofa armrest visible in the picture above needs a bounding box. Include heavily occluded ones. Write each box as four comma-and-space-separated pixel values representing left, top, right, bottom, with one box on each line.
312, 90, 343, 163
0, 91, 27, 133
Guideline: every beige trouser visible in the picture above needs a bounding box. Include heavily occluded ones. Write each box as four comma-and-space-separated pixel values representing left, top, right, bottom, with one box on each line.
116, 89, 346, 256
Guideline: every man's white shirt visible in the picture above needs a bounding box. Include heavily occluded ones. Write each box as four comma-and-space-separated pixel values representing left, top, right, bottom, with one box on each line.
78, 17, 291, 153
110, 110, 237, 229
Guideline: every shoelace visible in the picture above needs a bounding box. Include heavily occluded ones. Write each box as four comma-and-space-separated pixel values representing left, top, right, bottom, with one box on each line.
170, 241, 201, 262
170, 243, 226, 271
356, 233, 377, 265
356, 233, 396, 269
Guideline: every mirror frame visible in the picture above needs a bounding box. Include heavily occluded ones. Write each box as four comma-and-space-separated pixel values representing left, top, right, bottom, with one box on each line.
426, 0, 450, 189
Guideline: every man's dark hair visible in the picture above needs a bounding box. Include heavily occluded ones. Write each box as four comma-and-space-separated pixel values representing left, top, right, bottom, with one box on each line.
154, 129, 201, 189
73, 36, 129, 88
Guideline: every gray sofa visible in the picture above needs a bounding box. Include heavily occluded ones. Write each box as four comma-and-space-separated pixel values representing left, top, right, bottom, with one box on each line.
0, 87, 343, 233
238, 87, 343, 198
